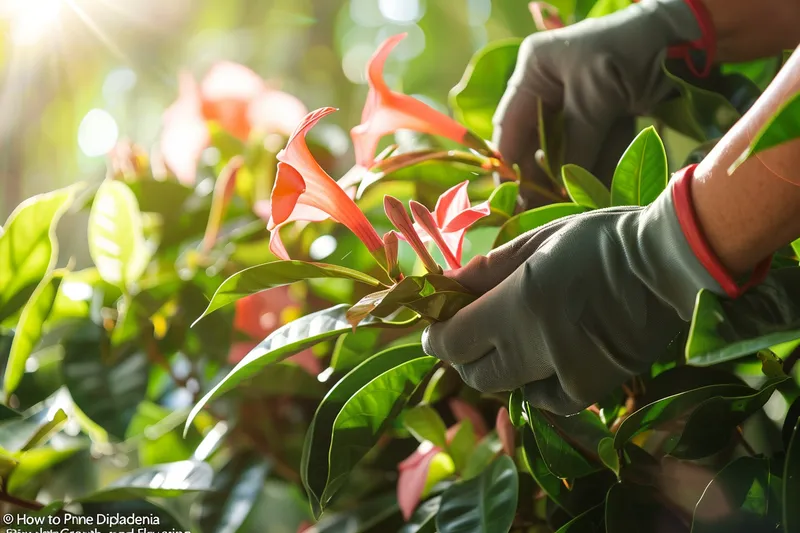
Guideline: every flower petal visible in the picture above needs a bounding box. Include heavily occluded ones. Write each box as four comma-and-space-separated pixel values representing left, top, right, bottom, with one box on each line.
397, 445, 440, 521
201, 62, 265, 103
385, 196, 441, 274
248, 89, 308, 137
271, 163, 307, 226
161, 71, 209, 185
434, 181, 472, 228
496, 407, 516, 457
441, 202, 491, 233
449, 398, 488, 437
410, 201, 461, 269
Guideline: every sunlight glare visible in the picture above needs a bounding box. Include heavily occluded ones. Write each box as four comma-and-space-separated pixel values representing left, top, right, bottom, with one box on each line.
4, 0, 63, 46
78, 108, 119, 157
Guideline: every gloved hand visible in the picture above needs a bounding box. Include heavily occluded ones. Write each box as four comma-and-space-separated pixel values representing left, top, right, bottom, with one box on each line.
495, 0, 715, 204
422, 166, 771, 415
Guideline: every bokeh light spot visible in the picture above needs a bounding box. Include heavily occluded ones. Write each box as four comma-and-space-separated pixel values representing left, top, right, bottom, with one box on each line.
5, 0, 62, 46
309, 235, 338, 260
378, 0, 425, 24
78, 109, 119, 157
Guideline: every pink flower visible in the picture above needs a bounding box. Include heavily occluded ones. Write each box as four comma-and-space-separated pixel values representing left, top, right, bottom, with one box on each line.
229, 288, 320, 376
384, 196, 441, 274
529, 2, 566, 31
496, 408, 516, 457
266, 107, 385, 263
160, 62, 307, 185
351, 34, 486, 169
408, 181, 490, 269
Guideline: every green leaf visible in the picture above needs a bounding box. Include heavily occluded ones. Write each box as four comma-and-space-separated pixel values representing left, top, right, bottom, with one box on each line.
785, 413, 800, 532
784, 396, 800, 452
7, 444, 84, 495
4, 273, 62, 398
597, 437, 619, 477
692, 457, 775, 533
88, 180, 150, 288
321, 353, 437, 510
400, 496, 440, 533
422, 366, 462, 405
667, 378, 787, 459
0, 408, 67, 452
403, 405, 449, 448
487, 182, 520, 220
508, 389, 525, 428
562, 164, 610, 209
586, 0, 631, 18
730, 90, 800, 173
81, 500, 188, 532
63, 324, 149, 439
687, 269, 800, 365
330, 328, 381, 372
520, 427, 580, 515
198, 455, 270, 533
313, 492, 400, 532
78, 460, 213, 502
651, 63, 744, 142
494, 204, 586, 247
301, 344, 430, 515
186, 304, 418, 434
610, 126, 667, 206
449, 419, 477, 474
0, 188, 74, 323
243, 362, 326, 398
195, 261, 382, 323
554, 505, 604, 533
461, 433, 503, 480
527, 406, 605, 479
613, 383, 755, 449
436, 455, 518, 533
449, 39, 521, 140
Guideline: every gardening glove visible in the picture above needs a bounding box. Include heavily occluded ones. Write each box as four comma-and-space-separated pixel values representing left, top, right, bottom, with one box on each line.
422, 166, 771, 416
495, 0, 716, 204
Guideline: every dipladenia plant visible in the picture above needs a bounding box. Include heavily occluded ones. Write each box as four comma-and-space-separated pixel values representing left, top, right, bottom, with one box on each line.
2, 3, 800, 532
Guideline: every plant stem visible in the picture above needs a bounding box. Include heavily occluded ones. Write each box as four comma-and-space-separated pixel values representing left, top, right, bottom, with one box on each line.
0, 490, 44, 512
736, 426, 757, 456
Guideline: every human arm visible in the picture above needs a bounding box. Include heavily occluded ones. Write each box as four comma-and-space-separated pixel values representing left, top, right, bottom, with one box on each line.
422, 47, 800, 414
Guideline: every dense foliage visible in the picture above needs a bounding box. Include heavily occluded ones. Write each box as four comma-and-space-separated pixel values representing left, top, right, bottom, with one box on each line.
1, 1, 799, 532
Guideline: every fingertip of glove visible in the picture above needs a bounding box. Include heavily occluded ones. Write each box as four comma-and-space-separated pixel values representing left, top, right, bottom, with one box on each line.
421, 325, 438, 359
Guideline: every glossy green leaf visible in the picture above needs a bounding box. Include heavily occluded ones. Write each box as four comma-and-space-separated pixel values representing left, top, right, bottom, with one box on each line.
508, 389, 525, 428
88, 180, 150, 288
436, 455, 518, 533
449, 419, 477, 474
0, 188, 73, 323
422, 366, 462, 405
597, 437, 619, 477
520, 427, 580, 515
399, 496, 440, 533
562, 164, 610, 209
0, 449, 19, 478
4, 273, 62, 398
78, 460, 213, 502
403, 405, 448, 448
198, 455, 270, 533
668, 378, 786, 459
7, 444, 84, 495
731, 90, 800, 173
527, 406, 604, 479
692, 457, 775, 533
63, 324, 149, 439
313, 492, 400, 532
195, 261, 382, 323
461, 433, 503, 480
301, 344, 429, 515
610, 126, 667, 207
449, 39, 521, 140
0, 408, 67, 452
322, 355, 437, 509
244, 362, 326, 398
784, 396, 800, 452
330, 328, 381, 372
485, 182, 520, 221
126, 403, 200, 466
785, 414, 800, 532
554, 505, 604, 533
186, 304, 418, 434
494, 204, 586, 247
687, 269, 800, 365
537, 98, 565, 183
613, 383, 754, 449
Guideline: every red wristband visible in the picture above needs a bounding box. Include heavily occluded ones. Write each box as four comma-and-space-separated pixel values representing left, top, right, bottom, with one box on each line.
671, 165, 771, 298
666, 0, 717, 77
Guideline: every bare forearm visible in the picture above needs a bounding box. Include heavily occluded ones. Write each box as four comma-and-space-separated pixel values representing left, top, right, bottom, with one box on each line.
693, 46, 800, 276
701, 0, 800, 61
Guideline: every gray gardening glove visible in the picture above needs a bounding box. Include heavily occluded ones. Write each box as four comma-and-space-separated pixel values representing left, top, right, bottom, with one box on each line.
495, 0, 707, 204
422, 168, 769, 415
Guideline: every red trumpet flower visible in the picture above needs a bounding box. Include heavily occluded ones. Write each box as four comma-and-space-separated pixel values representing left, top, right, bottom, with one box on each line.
351, 33, 486, 169
267, 107, 384, 262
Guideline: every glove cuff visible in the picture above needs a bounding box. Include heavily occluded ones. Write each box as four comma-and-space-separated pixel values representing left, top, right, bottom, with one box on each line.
672, 164, 771, 298
666, 0, 717, 77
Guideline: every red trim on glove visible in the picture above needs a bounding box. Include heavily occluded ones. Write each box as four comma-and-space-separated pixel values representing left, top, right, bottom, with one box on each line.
666, 0, 717, 77
672, 165, 771, 298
